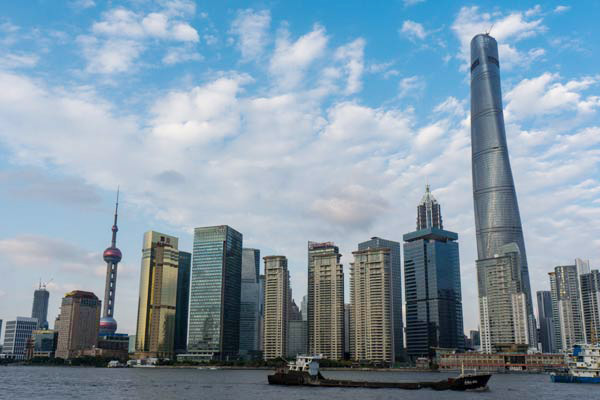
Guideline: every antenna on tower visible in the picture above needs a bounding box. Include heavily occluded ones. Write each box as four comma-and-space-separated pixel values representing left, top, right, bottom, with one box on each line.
486, 24, 494, 35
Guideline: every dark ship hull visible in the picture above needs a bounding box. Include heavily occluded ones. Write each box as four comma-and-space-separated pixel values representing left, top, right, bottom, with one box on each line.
268, 370, 491, 391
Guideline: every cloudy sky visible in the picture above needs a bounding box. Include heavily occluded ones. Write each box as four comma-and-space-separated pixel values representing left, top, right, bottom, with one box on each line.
0, 0, 598, 339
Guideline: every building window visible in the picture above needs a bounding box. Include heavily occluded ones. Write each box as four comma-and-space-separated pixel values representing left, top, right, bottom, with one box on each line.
470, 58, 480, 72
487, 56, 499, 67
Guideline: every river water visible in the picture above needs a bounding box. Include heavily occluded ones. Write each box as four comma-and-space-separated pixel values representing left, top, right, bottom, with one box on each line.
0, 367, 596, 400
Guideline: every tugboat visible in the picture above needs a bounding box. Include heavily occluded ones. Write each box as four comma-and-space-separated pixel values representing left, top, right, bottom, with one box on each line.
268, 355, 491, 391
551, 343, 600, 384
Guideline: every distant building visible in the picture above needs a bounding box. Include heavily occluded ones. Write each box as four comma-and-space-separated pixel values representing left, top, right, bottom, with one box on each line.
2, 317, 38, 360
95, 333, 129, 360
478, 243, 529, 353
536, 291, 555, 353
438, 350, 565, 373
55, 291, 101, 359
263, 256, 289, 360
287, 320, 308, 358
350, 248, 394, 364
579, 269, 600, 344
258, 274, 265, 352
289, 299, 302, 321
358, 236, 404, 360
175, 251, 191, 354
186, 225, 243, 361
239, 248, 261, 359
344, 304, 351, 357
308, 241, 344, 360
404, 186, 464, 360
31, 284, 49, 330
300, 295, 308, 321
469, 330, 481, 348
128, 335, 136, 354
32, 329, 58, 358
549, 264, 585, 353
135, 231, 179, 359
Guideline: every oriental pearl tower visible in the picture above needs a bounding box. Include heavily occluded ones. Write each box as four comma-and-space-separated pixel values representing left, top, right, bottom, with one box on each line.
99, 189, 122, 335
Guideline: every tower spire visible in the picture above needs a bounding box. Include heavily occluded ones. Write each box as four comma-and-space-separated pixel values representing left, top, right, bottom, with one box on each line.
111, 186, 119, 247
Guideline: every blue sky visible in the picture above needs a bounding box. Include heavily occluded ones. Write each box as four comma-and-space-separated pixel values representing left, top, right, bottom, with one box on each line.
0, 0, 599, 338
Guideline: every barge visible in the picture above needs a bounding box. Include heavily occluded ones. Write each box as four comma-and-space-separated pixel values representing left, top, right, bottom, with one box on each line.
268, 355, 491, 391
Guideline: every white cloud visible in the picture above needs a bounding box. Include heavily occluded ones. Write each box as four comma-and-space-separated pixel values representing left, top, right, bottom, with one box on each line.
0, 52, 38, 68
398, 75, 425, 98
404, 0, 425, 6
400, 20, 427, 40
78, 36, 143, 74
270, 24, 328, 90
334, 38, 365, 95
554, 5, 570, 14
230, 9, 271, 62
162, 45, 202, 65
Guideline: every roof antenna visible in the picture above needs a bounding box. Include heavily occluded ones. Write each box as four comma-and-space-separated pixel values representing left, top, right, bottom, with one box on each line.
485, 24, 494, 35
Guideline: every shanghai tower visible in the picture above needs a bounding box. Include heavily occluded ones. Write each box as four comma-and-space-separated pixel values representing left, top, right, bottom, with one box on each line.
470, 34, 536, 346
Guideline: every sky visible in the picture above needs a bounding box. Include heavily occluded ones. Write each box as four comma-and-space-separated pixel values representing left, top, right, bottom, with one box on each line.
0, 0, 599, 340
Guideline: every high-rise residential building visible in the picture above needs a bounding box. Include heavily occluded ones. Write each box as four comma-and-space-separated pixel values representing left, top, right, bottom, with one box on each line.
55, 291, 101, 359
262, 256, 289, 360
31, 283, 49, 329
358, 236, 404, 360
478, 243, 530, 353
135, 231, 179, 359
470, 33, 536, 346
174, 251, 191, 354
2, 317, 38, 360
344, 304, 351, 357
403, 186, 464, 360
186, 225, 242, 361
580, 269, 600, 344
537, 291, 555, 353
301, 295, 308, 321
240, 248, 261, 358
287, 320, 308, 357
350, 248, 394, 363
99, 190, 122, 336
307, 241, 344, 360
549, 264, 585, 352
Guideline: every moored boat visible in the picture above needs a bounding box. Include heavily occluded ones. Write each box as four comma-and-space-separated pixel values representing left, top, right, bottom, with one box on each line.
551, 343, 600, 384
268, 355, 491, 391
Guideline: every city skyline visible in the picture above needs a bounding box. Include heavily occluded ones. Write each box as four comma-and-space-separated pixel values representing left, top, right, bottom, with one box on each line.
1, 1, 599, 338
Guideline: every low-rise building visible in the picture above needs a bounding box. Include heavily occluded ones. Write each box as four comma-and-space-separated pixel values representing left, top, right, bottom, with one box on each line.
437, 350, 565, 373
32, 330, 58, 358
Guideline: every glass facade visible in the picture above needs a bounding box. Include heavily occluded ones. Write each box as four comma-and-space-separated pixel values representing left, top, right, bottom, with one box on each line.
536, 290, 555, 353
403, 228, 464, 360
358, 237, 404, 359
31, 288, 49, 329
188, 225, 242, 360
174, 251, 191, 353
239, 248, 260, 358
135, 231, 179, 358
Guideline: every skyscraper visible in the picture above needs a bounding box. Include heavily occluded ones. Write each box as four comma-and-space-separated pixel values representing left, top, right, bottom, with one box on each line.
350, 248, 394, 363
307, 241, 344, 360
262, 256, 289, 360
358, 236, 404, 359
549, 264, 585, 352
403, 186, 464, 360
187, 225, 242, 361
174, 251, 191, 354
55, 291, 101, 359
31, 283, 49, 329
470, 33, 536, 346
2, 317, 38, 360
301, 295, 308, 321
135, 231, 179, 359
287, 320, 308, 357
478, 243, 529, 353
99, 190, 122, 336
580, 269, 600, 344
537, 290, 555, 353
239, 248, 261, 358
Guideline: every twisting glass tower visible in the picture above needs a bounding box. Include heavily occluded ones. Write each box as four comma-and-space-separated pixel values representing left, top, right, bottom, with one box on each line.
99, 189, 122, 335
470, 34, 536, 346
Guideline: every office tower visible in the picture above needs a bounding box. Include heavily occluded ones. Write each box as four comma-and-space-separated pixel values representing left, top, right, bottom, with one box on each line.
549, 264, 586, 352
135, 231, 179, 358
469, 330, 480, 348
55, 291, 101, 359
350, 248, 394, 363
240, 248, 261, 358
289, 299, 302, 321
358, 236, 404, 359
287, 320, 308, 357
470, 33, 536, 346
258, 274, 265, 352
537, 291, 555, 353
31, 283, 50, 329
2, 317, 38, 360
187, 225, 243, 361
128, 335, 136, 354
403, 186, 464, 360
478, 243, 530, 353
32, 329, 58, 358
99, 190, 122, 336
307, 241, 344, 360
301, 295, 308, 321
174, 251, 191, 354
580, 269, 600, 344
262, 256, 289, 359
